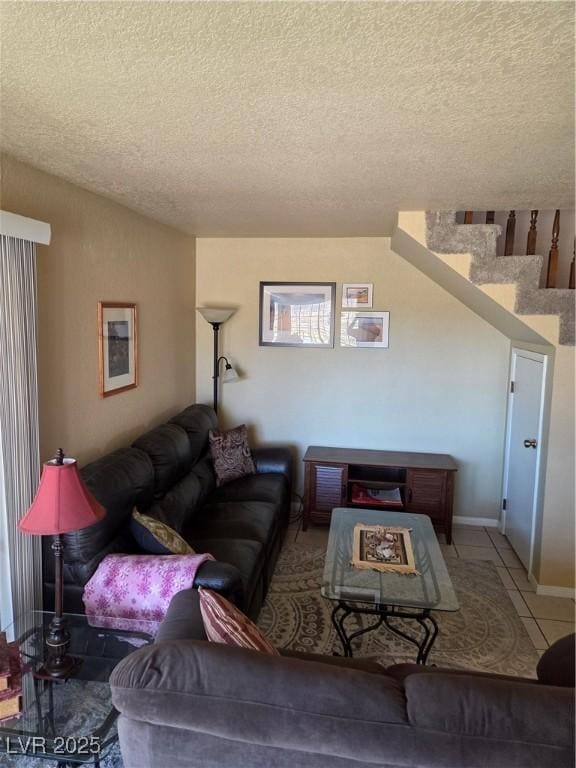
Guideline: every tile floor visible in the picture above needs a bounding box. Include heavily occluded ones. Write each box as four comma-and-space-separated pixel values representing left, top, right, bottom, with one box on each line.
440, 525, 574, 652
297, 522, 575, 654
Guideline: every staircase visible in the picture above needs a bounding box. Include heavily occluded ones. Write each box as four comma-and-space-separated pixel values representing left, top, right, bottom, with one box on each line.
392, 211, 575, 593
394, 211, 574, 346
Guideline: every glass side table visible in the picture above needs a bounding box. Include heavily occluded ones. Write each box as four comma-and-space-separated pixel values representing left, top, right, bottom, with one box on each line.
0, 612, 153, 766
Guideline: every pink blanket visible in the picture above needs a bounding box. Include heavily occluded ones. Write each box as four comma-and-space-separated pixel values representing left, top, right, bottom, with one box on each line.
83, 553, 213, 638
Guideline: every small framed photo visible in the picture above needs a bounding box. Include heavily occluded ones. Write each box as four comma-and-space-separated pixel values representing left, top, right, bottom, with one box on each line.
342, 283, 373, 308
259, 282, 336, 347
98, 302, 138, 397
340, 311, 389, 348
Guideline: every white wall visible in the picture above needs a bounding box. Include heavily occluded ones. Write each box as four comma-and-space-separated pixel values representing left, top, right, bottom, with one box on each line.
196, 237, 510, 522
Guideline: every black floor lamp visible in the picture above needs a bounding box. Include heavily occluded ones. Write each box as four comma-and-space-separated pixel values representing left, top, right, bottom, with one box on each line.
197, 307, 238, 413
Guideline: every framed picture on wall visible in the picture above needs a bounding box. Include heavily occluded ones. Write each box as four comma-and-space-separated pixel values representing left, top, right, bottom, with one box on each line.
259, 282, 336, 347
98, 302, 138, 397
340, 311, 389, 348
342, 283, 373, 308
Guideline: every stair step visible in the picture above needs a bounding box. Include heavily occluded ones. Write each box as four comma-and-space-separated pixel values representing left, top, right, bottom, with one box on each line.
426, 211, 575, 346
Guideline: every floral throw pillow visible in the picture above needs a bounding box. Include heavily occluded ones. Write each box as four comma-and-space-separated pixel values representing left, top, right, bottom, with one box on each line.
198, 587, 279, 655
209, 424, 256, 486
130, 509, 195, 555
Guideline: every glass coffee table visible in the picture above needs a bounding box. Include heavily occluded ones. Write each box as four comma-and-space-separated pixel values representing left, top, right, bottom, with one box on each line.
0, 611, 153, 766
322, 508, 459, 664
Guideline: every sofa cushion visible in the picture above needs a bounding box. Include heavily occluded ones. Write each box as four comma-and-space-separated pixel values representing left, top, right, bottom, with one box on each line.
61, 447, 154, 568
186, 501, 280, 548
170, 404, 218, 463
130, 510, 194, 555
209, 425, 256, 486
199, 588, 279, 655
188, 456, 217, 499
404, 672, 575, 747
145, 472, 205, 533
110, 640, 409, 747
208, 472, 289, 507
189, 537, 265, 603
133, 424, 193, 497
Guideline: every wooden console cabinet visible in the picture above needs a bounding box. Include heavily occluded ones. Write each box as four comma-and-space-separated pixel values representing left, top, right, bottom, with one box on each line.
303, 446, 457, 544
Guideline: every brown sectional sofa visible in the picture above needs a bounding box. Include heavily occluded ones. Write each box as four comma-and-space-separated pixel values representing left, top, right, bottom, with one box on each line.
110, 588, 575, 768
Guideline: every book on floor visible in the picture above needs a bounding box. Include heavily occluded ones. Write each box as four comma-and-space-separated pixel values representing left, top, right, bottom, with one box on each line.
0, 632, 22, 721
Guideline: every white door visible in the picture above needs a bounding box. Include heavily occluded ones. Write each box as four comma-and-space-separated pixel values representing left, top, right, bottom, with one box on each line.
503, 350, 546, 570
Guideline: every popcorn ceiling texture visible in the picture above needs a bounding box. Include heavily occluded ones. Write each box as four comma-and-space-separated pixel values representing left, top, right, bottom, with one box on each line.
0, 1, 574, 236
426, 212, 575, 346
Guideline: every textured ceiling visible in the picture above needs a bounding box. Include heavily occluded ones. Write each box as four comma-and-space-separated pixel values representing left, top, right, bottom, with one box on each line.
1, 1, 574, 236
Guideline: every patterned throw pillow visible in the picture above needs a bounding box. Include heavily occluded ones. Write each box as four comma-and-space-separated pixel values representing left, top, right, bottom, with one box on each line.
198, 587, 279, 655
130, 509, 194, 555
208, 424, 256, 486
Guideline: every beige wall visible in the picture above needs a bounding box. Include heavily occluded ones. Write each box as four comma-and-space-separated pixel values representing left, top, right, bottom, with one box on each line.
0, 155, 196, 464
538, 345, 575, 588
196, 237, 510, 521
398, 210, 575, 591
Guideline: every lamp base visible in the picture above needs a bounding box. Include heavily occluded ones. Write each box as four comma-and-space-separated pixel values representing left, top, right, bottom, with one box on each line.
34, 654, 82, 681
37, 610, 81, 681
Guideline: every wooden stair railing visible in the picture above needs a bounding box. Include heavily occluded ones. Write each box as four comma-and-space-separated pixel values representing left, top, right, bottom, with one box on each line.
504, 210, 516, 256
460, 209, 574, 289
526, 210, 538, 255
545, 210, 560, 288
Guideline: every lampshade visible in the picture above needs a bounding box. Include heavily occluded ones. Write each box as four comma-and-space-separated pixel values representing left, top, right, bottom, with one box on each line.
19, 457, 106, 535
222, 363, 239, 383
197, 307, 236, 324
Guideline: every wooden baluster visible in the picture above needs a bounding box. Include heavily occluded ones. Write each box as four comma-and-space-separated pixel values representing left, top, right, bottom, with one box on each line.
545, 210, 560, 288
569, 239, 575, 289
464, 211, 473, 224
526, 210, 538, 255
485, 211, 495, 224
504, 210, 516, 256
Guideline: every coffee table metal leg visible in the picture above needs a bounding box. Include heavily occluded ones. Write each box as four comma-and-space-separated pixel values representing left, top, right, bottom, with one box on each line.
416, 613, 438, 665
331, 603, 351, 657
346, 614, 385, 654
333, 602, 440, 664
382, 610, 438, 665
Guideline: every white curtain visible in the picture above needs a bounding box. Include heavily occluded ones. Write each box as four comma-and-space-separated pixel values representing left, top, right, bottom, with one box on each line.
0, 234, 42, 628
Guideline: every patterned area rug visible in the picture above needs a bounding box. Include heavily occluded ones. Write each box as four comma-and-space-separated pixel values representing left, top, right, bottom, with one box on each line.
257, 533, 540, 677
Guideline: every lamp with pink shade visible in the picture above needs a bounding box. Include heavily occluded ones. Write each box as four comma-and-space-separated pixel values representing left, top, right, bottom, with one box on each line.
18, 449, 105, 679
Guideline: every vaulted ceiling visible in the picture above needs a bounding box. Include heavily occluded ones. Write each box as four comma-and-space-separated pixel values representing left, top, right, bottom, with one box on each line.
1, 1, 574, 236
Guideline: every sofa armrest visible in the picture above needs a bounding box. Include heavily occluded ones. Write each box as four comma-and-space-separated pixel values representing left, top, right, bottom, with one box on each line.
192, 560, 243, 605
110, 639, 407, 763
252, 446, 293, 485
155, 588, 207, 643
537, 632, 575, 687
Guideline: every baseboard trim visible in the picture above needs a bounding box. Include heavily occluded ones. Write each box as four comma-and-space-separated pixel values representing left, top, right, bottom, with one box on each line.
535, 584, 576, 599
453, 516, 499, 528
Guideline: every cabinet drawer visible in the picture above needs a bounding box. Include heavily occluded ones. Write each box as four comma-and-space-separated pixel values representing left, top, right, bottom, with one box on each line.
406, 469, 446, 518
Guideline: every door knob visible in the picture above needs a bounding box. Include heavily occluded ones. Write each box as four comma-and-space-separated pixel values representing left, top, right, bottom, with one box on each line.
523, 439, 537, 449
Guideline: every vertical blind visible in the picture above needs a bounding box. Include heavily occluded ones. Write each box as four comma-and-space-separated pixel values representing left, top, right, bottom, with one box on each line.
0, 234, 42, 627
